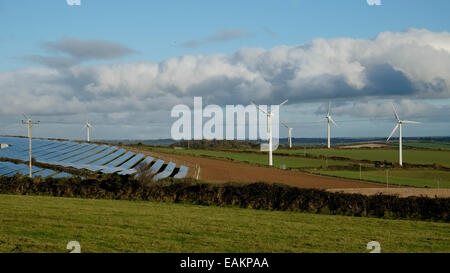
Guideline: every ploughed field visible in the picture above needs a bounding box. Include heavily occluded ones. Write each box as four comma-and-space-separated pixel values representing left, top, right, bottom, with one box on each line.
139, 146, 450, 191
1, 194, 448, 253
131, 147, 382, 189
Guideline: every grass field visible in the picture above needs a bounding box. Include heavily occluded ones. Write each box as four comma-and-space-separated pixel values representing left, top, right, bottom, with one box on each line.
402, 142, 450, 150
151, 147, 349, 168
0, 194, 449, 253
276, 148, 450, 167
314, 169, 450, 188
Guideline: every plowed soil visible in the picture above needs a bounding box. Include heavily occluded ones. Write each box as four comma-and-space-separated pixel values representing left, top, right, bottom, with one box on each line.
132, 148, 384, 190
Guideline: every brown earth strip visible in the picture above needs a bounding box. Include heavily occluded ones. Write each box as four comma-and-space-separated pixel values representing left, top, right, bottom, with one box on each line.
127, 147, 384, 190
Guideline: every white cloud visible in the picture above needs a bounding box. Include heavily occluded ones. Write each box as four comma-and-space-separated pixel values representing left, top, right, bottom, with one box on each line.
366, 0, 381, 6
0, 28, 449, 131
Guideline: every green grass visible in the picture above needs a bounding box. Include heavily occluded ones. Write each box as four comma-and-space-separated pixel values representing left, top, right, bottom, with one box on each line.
277, 148, 450, 167
402, 142, 450, 150
314, 169, 450, 188
151, 147, 349, 168
0, 194, 449, 253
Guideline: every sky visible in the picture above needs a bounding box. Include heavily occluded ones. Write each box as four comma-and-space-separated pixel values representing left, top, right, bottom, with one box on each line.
0, 0, 450, 140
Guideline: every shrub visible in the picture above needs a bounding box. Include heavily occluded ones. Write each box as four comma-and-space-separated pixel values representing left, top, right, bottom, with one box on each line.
0, 175, 448, 221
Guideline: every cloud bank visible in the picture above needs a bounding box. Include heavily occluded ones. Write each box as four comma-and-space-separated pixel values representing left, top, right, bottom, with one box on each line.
1, 29, 450, 123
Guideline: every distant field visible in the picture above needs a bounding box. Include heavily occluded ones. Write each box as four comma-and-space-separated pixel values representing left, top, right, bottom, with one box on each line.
0, 194, 449, 253
402, 142, 450, 150
151, 147, 349, 168
314, 169, 450, 188
276, 148, 450, 167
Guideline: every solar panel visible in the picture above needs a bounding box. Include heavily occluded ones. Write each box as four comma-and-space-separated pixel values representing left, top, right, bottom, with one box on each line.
136, 156, 154, 169
40, 143, 87, 161
119, 153, 145, 169
52, 172, 72, 179
17, 166, 42, 176
101, 167, 123, 174
78, 146, 118, 164
118, 168, 137, 176
153, 162, 176, 181
0, 167, 15, 175
33, 144, 64, 157
33, 142, 74, 157
61, 145, 107, 163
34, 169, 57, 178
46, 144, 94, 162
0, 137, 187, 180
104, 151, 135, 167
173, 165, 189, 179
150, 159, 165, 174
90, 148, 126, 166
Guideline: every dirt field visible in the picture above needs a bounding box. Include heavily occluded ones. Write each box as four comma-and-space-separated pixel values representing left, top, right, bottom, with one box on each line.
130, 147, 384, 189
327, 188, 450, 198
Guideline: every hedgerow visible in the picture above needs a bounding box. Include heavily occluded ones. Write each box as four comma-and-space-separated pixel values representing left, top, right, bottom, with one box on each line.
0, 174, 448, 221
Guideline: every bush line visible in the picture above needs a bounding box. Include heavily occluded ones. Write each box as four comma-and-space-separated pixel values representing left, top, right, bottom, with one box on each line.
0, 174, 448, 222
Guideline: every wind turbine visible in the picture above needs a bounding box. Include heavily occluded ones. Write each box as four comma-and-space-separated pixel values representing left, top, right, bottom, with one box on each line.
386, 103, 420, 167
281, 122, 293, 148
251, 99, 288, 166
320, 101, 337, 149
83, 120, 94, 142
21, 114, 39, 178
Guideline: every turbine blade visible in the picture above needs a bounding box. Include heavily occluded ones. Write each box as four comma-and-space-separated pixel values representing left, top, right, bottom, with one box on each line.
402, 120, 420, 124
387, 123, 399, 142
391, 103, 400, 121
327, 101, 331, 116
329, 116, 338, 126
280, 121, 289, 129
278, 99, 288, 107
251, 101, 268, 115
23, 113, 29, 120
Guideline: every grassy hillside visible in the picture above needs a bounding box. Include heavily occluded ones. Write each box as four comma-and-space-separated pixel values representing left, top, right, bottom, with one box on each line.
0, 194, 449, 253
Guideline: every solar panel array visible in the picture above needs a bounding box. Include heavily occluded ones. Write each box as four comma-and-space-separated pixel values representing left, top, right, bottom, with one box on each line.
0, 136, 189, 180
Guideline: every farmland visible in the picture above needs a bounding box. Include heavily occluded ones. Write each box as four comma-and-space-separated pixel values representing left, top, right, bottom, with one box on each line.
149, 146, 450, 168
141, 145, 450, 189
275, 148, 450, 167
1, 194, 449, 253
314, 169, 450, 188
149, 147, 348, 168
402, 141, 450, 150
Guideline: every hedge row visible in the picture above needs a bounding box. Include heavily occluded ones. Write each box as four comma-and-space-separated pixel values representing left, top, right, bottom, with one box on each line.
0, 174, 448, 221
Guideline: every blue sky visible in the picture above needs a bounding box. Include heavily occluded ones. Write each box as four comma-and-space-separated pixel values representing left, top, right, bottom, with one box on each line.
0, 0, 450, 140
2, 0, 449, 70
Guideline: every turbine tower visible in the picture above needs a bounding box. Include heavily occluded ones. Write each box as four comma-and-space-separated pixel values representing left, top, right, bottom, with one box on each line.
83, 120, 94, 142
21, 114, 39, 178
386, 103, 420, 167
321, 101, 337, 149
281, 122, 293, 148
251, 99, 288, 166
